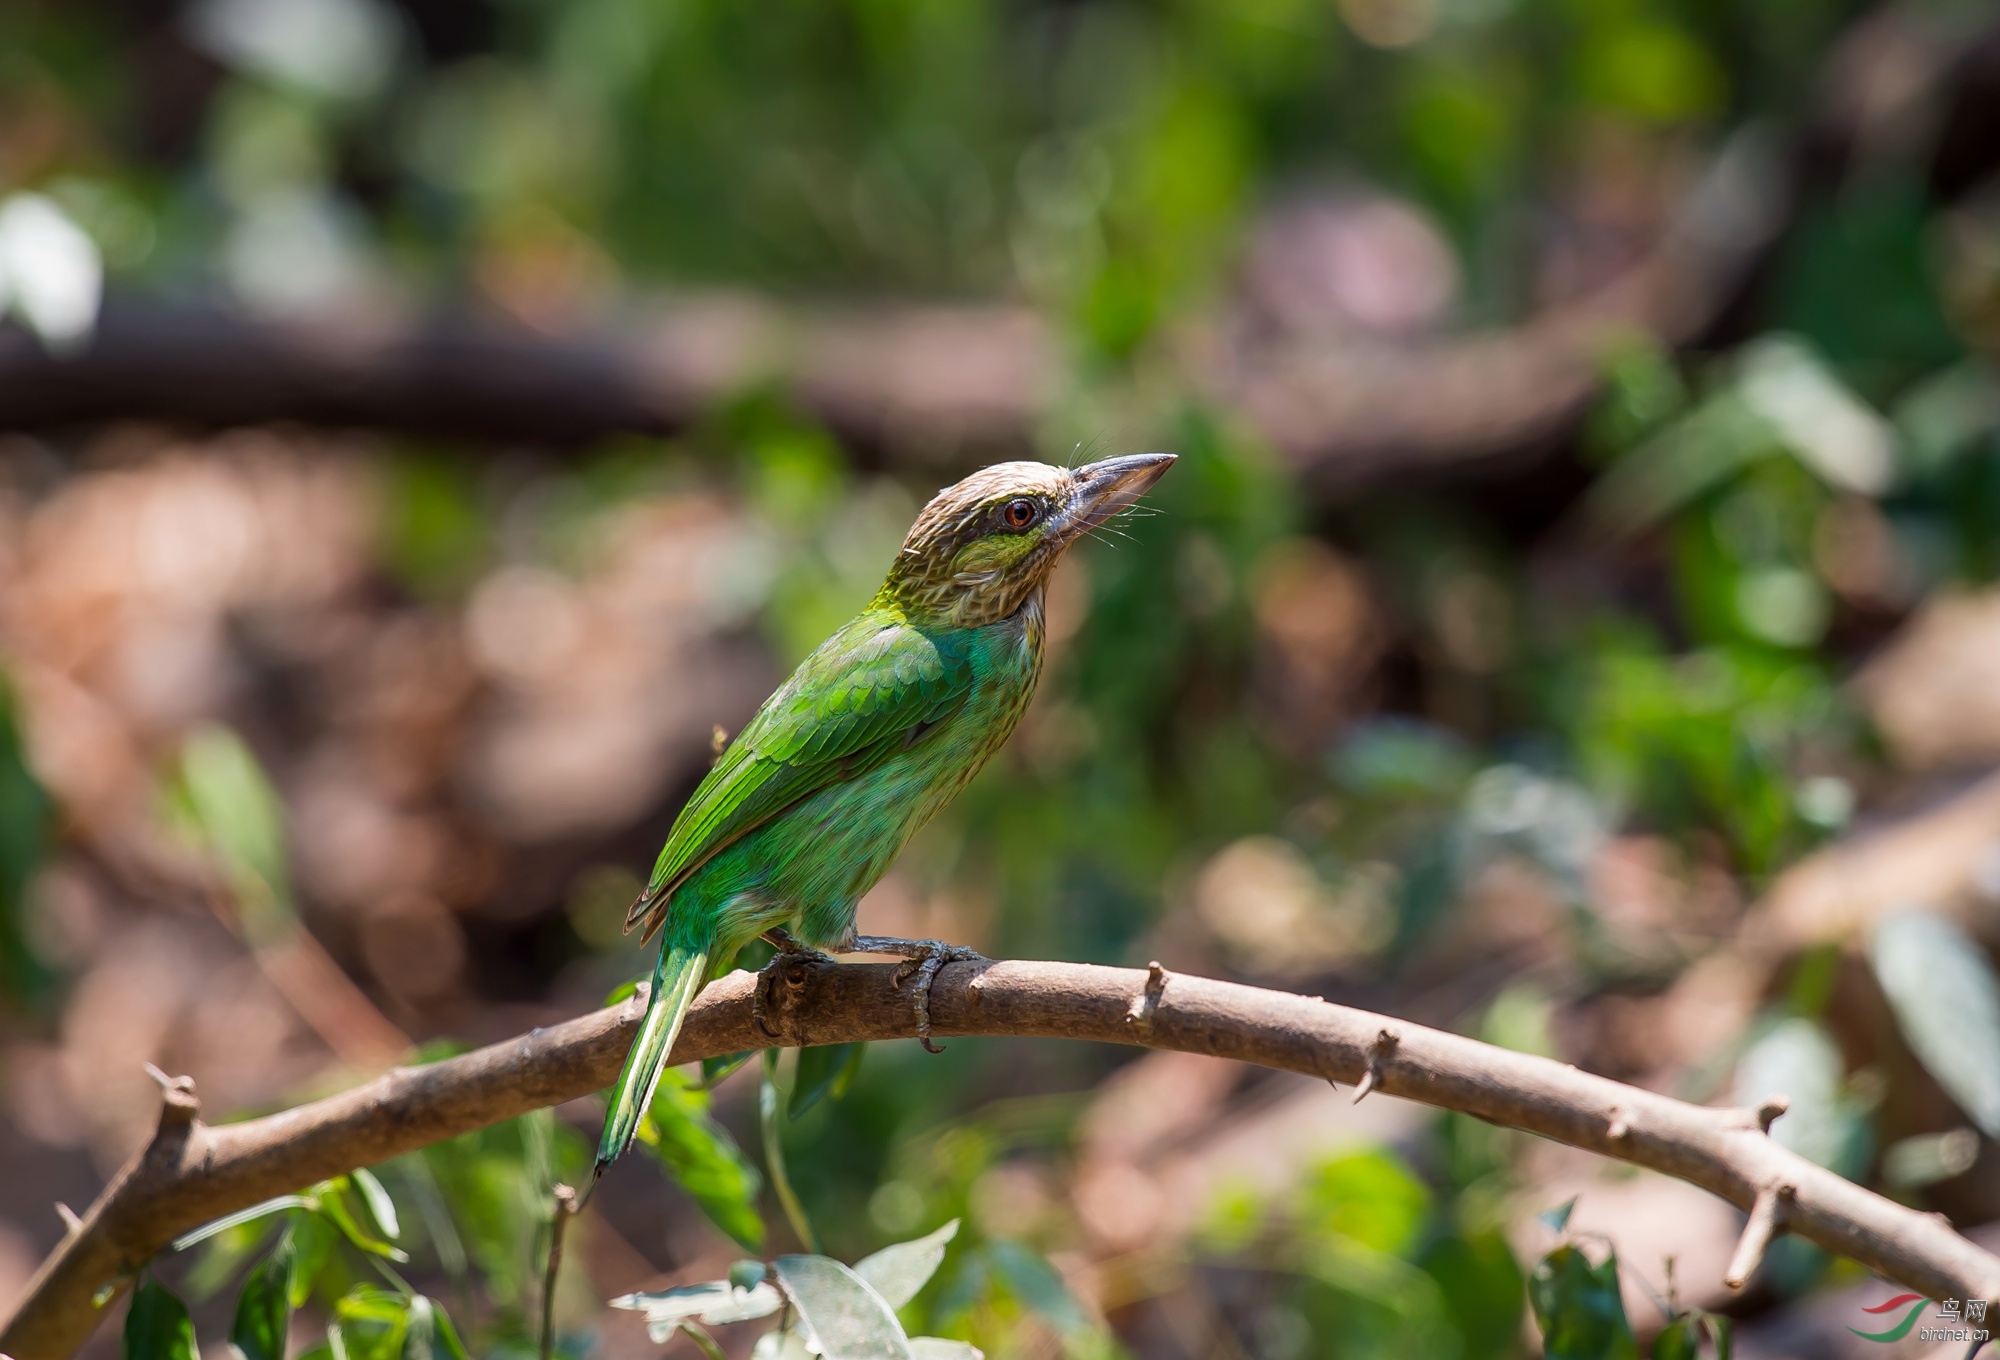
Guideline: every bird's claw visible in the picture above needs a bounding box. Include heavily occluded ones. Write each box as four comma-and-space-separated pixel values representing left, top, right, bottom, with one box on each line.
848, 936, 985, 1053
754, 930, 834, 1039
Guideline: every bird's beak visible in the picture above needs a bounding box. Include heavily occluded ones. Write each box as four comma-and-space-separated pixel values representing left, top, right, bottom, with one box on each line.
1064, 453, 1177, 539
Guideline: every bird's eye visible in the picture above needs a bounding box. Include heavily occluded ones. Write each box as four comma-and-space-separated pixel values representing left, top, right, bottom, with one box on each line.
1002, 498, 1040, 530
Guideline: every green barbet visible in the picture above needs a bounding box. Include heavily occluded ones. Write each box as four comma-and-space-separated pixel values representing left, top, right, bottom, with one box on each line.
595, 453, 1175, 1176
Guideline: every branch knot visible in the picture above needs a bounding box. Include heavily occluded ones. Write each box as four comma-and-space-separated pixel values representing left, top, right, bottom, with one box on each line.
1124, 962, 1168, 1036
1352, 1028, 1400, 1104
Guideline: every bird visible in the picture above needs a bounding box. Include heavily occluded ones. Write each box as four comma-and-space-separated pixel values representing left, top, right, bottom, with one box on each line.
595, 452, 1177, 1178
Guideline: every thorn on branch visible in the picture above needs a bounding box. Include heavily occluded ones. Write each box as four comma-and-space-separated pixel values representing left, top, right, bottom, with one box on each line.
1124, 962, 1167, 1036
1607, 1110, 1632, 1142
1725, 1184, 1793, 1290
1757, 1096, 1789, 1132
143, 1063, 199, 1130
1353, 1029, 1399, 1105
54, 1204, 81, 1236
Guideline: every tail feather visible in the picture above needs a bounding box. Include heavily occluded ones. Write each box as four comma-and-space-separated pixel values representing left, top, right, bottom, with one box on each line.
596, 943, 710, 1177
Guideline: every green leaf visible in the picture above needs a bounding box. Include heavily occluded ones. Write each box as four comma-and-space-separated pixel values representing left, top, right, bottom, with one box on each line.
178, 725, 293, 943
854, 1219, 959, 1310
760, 1050, 818, 1253
428, 1302, 470, 1360
610, 1280, 785, 1337
1882, 1128, 1982, 1188
319, 1181, 409, 1262
1728, 1017, 1868, 1174
289, 1212, 337, 1308
1652, 1315, 1700, 1360
1528, 1245, 1637, 1360
123, 1277, 197, 1360
172, 1196, 312, 1251
1870, 912, 2000, 1137
790, 1043, 864, 1120
349, 1169, 400, 1241
750, 1327, 814, 1360
1538, 1197, 1579, 1235
415, 1114, 587, 1309
982, 1241, 1092, 1339
0, 677, 54, 1008
1652, 1311, 1730, 1360
771, 1255, 913, 1360
640, 1069, 765, 1251
329, 1287, 410, 1360
677, 1323, 732, 1360
603, 979, 640, 1007
402, 1296, 439, 1360
390, 1156, 466, 1281
1419, 1229, 1524, 1360
229, 1235, 296, 1360
702, 1051, 756, 1088
1580, 393, 1777, 541
185, 1215, 282, 1300
1296, 1149, 1431, 1257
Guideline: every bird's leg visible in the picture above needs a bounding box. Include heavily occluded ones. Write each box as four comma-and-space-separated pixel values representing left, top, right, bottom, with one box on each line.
753, 929, 835, 1038
761, 927, 834, 962
845, 936, 988, 1053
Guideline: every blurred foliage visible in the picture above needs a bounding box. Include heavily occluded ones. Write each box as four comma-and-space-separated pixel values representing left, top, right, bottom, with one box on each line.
2, 0, 1866, 342
0, 682, 53, 1011
642, 1068, 766, 1253
610, 1218, 985, 1359
168, 724, 296, 942
14, 0, 2000, 1354
162, 1170, 478, 1360
1526, 1222, 1732, 1360
1528, 1244, 1636, 1360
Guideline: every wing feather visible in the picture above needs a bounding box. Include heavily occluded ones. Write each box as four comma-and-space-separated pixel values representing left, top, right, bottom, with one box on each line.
626, 614, 973, 937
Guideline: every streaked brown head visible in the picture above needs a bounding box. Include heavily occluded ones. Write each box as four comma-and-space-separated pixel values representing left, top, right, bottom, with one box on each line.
880, 453, 1176, 627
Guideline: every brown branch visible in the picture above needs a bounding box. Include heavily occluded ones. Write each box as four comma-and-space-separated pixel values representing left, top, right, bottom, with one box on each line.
540, 1183, 578, 1360
4, 957, 1997, 1360
0, 299, 1054, 462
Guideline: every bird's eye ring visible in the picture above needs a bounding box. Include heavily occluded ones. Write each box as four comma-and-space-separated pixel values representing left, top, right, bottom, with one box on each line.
1002, 498, 1040, 530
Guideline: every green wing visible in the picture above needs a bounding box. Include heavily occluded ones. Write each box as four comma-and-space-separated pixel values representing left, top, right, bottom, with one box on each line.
627, 613, 974, 938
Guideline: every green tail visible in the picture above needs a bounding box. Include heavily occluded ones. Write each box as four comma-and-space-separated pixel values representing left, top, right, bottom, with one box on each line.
596, 943, 710, 1177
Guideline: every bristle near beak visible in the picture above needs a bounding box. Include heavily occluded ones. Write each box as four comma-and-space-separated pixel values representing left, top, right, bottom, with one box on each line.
1065, 453, 1176, 538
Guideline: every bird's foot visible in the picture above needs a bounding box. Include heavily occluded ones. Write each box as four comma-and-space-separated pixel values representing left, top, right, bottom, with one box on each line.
846, 936, 987, 1053
753, 930, 835, 1038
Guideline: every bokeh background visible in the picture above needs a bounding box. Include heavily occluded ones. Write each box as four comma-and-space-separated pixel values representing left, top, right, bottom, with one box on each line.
6, 0, 2000, 1355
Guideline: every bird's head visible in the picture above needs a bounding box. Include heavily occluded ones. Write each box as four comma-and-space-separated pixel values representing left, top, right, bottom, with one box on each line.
880, 453, 1177, 627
